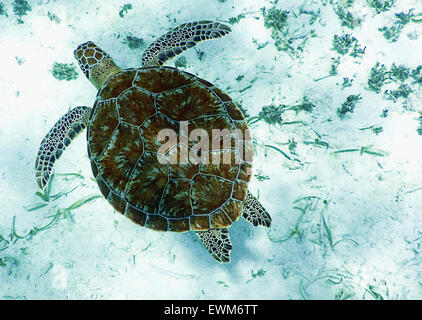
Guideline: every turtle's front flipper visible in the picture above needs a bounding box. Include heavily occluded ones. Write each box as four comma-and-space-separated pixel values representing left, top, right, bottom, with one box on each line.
142, 21, 231, 67
195, 228, 232, 263
242, 191, 272, 228
35, 106, 91, 190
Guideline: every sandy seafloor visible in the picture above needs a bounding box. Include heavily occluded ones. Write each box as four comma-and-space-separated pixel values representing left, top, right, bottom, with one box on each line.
0, 0, 422, 299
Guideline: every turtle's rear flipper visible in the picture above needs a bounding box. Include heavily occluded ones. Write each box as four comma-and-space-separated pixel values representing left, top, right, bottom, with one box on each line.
142, 21, 231, 67
241, 191, 272, 228
195, 228, 232, 263
35, 106, 91, 190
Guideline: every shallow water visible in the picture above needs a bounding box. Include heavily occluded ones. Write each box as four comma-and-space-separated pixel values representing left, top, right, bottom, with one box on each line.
1, 0, 422, 299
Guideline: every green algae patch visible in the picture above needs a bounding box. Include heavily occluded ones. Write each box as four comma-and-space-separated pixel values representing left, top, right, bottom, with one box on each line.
51, 62, 79, 81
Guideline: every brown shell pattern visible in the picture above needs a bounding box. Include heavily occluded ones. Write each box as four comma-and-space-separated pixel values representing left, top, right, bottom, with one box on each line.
87, 66, 252, 232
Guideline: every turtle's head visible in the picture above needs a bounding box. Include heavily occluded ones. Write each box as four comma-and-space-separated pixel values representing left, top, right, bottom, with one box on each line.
74, 41, 122, 90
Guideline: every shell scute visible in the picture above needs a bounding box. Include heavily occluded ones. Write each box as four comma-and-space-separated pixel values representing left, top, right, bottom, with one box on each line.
133, 68, 194, 93
238, 161, 253, 182
200, 149, 239, 181
232, 180, 248, 201
190, 215, 210, 230
96, 175, 111, 199
168, 218, 190, 232
125, 205, 147, 226
89, 99, 119, 159
164, 143, 201, 179
145, 214, 168, 231
159, 179, 192, 218
157, 84, 226, 121
211, 87, 232, 102
224, 101, 245, 120
140, 113, 179, 153
117, 88, 155, 126
188, 115, 237, 151
100, 70, 137, 100
221, 199, 243, 222
97, 123, 143, 195
211, 210, 232, 228
191, 174, 232, 215
108, 192, 127, 213
124, 152, 169, 213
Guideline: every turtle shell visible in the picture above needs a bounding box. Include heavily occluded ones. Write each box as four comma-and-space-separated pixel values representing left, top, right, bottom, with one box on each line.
87, 66, 253, 232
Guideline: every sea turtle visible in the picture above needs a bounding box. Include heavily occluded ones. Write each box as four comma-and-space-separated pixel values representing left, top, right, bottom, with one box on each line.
35, 21, 271, 263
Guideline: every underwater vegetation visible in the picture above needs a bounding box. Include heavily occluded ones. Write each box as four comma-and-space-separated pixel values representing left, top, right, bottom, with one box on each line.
332, 34, 366, 57
334, 5, 361, 29
0, 2, 8, 17
250, 97, 315, 126
123, 34, 145, 49
378, 9, 416, 42
51, 63, 79, 81
47, 11, 60, 24
12, 0, 31, 23
260, 6, 318, 58
174, 56, 187, 68
337, 94, 362, 118
1, 173, 101, 270
367, 0, 397, 14
368, 62, 422, 102
119, 3, 133, 18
